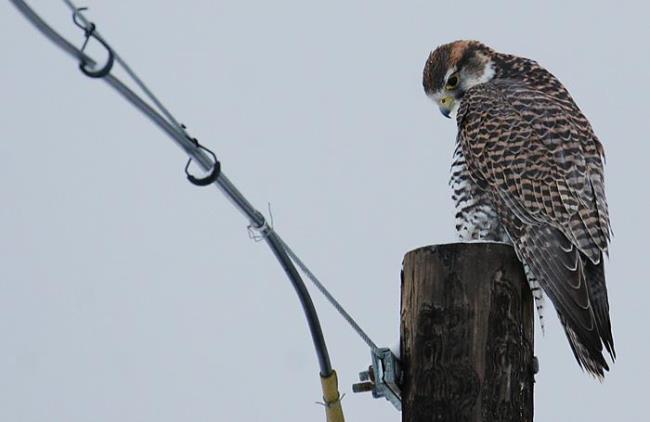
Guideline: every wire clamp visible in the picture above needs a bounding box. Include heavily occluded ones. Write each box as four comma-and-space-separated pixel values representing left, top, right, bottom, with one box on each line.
247, 204, 274, 242
247, 219, 272, 242
73, 7, 114, 78
352, 348, 402, 411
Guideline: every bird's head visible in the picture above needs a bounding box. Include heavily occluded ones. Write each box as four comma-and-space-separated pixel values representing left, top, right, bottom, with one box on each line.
423, 40, 496, 119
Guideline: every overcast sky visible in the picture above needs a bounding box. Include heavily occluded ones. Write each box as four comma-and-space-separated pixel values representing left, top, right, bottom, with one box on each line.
1, 1, 648, 421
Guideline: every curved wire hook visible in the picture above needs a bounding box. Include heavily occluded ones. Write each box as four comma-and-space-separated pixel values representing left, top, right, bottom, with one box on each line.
73, 7, 114, 78
184, 140, 222, 186
72, 6, 89, 31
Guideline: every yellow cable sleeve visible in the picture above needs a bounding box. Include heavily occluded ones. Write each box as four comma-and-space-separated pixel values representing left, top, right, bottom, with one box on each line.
320, 370, 345, 422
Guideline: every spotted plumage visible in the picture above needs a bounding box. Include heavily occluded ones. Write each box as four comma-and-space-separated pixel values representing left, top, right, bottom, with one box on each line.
423, 40, 614, 377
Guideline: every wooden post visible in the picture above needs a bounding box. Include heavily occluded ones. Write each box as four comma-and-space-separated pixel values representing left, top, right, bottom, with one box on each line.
400, 243, 534, 422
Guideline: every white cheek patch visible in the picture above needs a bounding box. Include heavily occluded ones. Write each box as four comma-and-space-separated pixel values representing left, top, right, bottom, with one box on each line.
476, 60, 495, 84
461, 59, 495, 91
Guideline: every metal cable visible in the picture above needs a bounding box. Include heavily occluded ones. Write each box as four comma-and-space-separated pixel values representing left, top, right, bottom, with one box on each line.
10, 0, 338, 377
279, 239, 380, 353
18, 0, 383, 368
13, 0, 386, 380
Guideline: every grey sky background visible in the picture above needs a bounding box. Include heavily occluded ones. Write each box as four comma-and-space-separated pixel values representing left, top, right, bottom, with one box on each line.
1, 1, 648, 421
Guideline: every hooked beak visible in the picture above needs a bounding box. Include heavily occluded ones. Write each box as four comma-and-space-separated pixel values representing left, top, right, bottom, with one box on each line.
439, 96, 454, 119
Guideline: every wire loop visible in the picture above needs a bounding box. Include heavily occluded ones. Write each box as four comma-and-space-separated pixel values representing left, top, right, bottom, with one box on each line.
73, 7, 114, 78
184, 138, 221, 186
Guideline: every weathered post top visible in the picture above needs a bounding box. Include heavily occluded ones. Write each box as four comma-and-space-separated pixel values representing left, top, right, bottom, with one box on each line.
400, 242, 534, 422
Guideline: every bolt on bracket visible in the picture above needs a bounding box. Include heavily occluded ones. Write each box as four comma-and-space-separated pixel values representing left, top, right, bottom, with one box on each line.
352, 347, 402, 411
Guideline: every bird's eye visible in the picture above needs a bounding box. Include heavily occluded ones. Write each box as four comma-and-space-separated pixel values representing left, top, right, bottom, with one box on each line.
446, 74, 459, 89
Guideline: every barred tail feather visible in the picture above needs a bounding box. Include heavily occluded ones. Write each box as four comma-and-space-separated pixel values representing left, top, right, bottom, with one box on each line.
514, 224, 614, 378
559, 313, 609, 379
585, 258, 615, 359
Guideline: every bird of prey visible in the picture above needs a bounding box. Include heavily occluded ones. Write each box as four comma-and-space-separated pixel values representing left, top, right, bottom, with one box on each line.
422, 40, 615, 377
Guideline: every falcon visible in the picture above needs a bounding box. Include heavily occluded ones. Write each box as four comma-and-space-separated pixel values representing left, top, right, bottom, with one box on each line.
422, 40, 615, 377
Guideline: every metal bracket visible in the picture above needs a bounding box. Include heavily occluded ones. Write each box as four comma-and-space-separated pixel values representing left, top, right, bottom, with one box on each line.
352, 347, 402, 411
